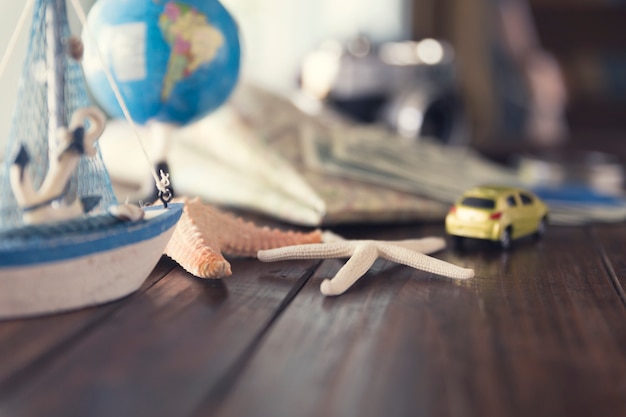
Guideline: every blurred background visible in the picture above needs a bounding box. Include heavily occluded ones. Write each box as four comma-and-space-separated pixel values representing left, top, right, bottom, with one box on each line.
227, 0, 625, 151
1, 0, 625, 166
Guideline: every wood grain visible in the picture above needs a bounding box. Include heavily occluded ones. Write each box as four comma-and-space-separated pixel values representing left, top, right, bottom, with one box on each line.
0, 257, 319, 417
592, 223, 626, 306
2, 223, 626, 417
205, 224, 626, 417
0, 257, 176, 392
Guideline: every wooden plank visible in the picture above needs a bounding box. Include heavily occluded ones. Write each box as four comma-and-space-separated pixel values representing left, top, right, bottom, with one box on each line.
0, 257, 176, 390
590, 223, 626, 306
205, 224, 626, 417
0, 255, 319, 417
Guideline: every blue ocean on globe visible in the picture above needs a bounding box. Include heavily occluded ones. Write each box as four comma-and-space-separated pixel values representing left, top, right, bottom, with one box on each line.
82, 0, 240, 125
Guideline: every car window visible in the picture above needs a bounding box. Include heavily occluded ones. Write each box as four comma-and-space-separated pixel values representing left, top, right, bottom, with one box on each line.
506, 195, 517, 207
519, 193, 534, 206
461, 197, 495, 209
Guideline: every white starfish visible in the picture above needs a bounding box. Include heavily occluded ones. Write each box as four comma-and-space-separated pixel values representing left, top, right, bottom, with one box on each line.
257, 232, 474, 296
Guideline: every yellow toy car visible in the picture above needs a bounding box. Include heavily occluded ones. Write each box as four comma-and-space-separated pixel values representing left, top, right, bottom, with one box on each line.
445, 186, 548, 248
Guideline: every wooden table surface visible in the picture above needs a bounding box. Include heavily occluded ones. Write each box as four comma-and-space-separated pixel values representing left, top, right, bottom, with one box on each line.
1, 220, 626, 417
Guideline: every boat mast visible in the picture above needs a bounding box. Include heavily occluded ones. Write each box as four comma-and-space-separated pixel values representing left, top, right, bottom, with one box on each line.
46, 0, 67, 152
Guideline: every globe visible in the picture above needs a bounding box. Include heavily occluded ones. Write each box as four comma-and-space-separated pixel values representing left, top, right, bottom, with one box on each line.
81, 0, 240, 125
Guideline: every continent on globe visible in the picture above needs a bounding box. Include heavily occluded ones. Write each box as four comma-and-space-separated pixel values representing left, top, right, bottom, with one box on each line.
159, 2, 225, 100
82, 0, 240, 125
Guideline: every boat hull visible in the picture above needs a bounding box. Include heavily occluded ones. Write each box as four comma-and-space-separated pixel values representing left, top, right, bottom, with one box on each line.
0, 204, 182, 319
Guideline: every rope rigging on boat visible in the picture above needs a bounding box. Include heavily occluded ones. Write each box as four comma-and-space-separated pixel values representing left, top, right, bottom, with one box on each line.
69, 0, 173, 206
0, 0, 185, 321
0, 0, 173, 211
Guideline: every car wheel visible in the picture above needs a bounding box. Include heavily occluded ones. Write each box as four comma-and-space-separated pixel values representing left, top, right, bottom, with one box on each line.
535, 217, 547, 239
500, 227, 512, 249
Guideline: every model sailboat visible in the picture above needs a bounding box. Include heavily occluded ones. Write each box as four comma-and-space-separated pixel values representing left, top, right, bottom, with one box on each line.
0, 0, 183, 319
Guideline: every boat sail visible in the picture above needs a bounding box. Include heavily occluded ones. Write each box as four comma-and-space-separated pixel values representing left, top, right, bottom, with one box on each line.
0, 0, 118, 227
0, 0, 182, 319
